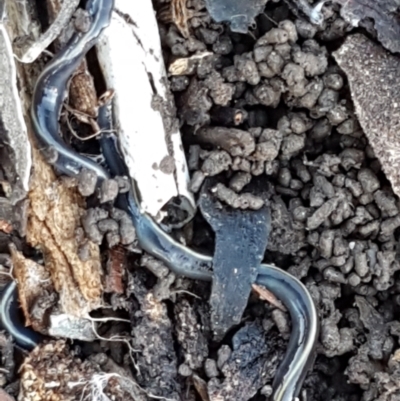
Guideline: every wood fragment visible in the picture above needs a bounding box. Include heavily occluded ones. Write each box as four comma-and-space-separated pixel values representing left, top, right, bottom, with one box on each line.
252, 283, 287, 312
27, 148, 103, 316
193, 374, 210, 401
3, 0, 104, 318
10, 244, 53, 331
105, 246, 126, 294
158, 0, 191, 38
0, 15, 32, 195
168, 52, 213, 76
171, 0, 191, 38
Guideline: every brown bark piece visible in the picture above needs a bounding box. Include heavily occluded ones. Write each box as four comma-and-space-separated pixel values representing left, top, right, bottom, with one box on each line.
48, 0, 99, 119
333, 34, 400, 199
27, 148, 102, 316
10, 245, 53, 329
68, 63, 99, 118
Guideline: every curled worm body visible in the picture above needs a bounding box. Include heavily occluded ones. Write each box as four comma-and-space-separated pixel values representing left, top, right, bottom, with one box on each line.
0, 281, 42, 350
100, 130, 319, 401
31, 0, 114, 180
26, 1, 319, 399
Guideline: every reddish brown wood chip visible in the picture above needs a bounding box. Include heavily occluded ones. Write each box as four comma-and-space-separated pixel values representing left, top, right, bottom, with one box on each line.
105, 246, 126, 294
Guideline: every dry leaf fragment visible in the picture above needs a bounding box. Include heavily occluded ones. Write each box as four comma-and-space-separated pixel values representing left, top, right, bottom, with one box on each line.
168, 52, 213, 76
333, 34, 400, 198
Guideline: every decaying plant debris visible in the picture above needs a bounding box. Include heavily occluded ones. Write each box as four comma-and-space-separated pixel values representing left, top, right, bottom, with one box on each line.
3, 0, 400, 401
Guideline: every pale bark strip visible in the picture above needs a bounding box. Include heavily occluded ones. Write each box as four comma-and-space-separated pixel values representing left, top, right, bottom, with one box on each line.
16, 0, 80, 63
0, 17, 32, 193
96, 0, 195, 225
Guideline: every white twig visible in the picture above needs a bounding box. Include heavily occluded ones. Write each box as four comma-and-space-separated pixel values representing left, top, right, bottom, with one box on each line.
0, 18, 32, 192
16, 0, 80, 63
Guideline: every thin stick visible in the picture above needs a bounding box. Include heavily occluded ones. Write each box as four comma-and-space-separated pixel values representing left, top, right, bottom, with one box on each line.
252, 283, 287, 312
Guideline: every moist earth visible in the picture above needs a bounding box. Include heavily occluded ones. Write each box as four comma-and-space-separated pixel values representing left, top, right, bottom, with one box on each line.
1, 1, 400, 401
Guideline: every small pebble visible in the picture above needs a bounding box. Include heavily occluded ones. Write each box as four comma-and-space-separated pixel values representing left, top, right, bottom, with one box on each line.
106, 232, 120, 248
190, 171, 205, 193
261, 385, 273, 397
271, 309, 290, 340
202, 150, 232, 176
204, 359, 219, 378
229, 172, 251, 192
115, 176, 130, 193
82, 208, 109, 244
77, 241, 91, 262
323, 267, 346, 284
100, 179, 119, 203
98, 218, 119, 234
178, 363, 192, 377
277, 167, 291, 187
119, 214, 136, 245
348, 273, 361, 287
213, 183, 264, 210
217, 345, 231, 369
188, 145, 201, 170
77, 168, 97, 197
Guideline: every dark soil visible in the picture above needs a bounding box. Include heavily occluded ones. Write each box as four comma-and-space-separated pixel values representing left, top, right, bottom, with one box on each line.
2, 0, 400, 401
